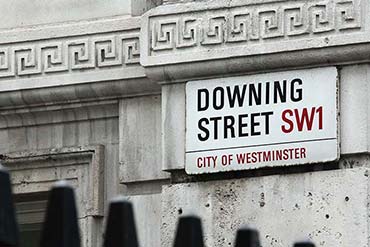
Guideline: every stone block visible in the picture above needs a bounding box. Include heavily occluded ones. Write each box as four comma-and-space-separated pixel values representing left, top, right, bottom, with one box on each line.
162, 168, 369, 246
119, 95, 169, 183
128, 193, 162, 247
340, 64, 370, 154
162, 83, 186, 171
0, 0, 161, 30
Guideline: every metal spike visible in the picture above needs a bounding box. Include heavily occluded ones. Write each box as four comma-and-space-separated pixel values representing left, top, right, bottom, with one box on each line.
103, 198, 139, 247
234, 227, 260, 247
0, 164, 19, 247
40, 181, 80, 247
173, 216, 204, 247
294, 241, 315, 247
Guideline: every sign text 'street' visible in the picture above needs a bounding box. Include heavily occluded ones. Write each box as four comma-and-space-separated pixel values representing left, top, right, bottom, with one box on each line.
186, 67, 338, 174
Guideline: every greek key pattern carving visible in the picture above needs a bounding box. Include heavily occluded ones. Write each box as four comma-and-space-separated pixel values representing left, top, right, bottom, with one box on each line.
150, 0, 362, 54
0, 33, 140, 79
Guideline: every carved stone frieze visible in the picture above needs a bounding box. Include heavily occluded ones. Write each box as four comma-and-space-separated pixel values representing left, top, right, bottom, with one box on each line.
141, 0, 369, 81
150, 0, 361, 52
0, 34, 139, 78
0, 17, 146, 93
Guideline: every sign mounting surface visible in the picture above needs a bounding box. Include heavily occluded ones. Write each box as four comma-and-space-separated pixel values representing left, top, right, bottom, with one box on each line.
185, 67, 339, 174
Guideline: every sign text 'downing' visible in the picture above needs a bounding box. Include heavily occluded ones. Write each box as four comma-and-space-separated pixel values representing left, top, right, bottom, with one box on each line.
185, 67, 338, 174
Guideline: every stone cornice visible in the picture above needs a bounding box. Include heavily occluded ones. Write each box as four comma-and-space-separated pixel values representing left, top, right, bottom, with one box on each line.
0, 16, 140, 44
0, 16, 162, 108
141, 0, 370, 82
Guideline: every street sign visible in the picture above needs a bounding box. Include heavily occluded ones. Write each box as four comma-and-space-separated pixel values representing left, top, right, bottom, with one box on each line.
185, 67, 338, 174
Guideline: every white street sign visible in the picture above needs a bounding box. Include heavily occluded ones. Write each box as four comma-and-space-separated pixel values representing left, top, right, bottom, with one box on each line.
185, 67, 339, 174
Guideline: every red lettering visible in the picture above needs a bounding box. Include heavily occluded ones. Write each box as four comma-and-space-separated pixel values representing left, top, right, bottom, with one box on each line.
295, 148, 300, 159
300, 148, 306, 158
317, 106, 323, 130
283, 149, 289, 160
236, 153, 246, 164
295, 107, 316, 131
197, 157, 202, 168
246, 153, 251, 163
282, 107, 323, 133
263, 151, 271, 162
250, 152, 256, 163
276, 150, 282, 160
281, 109, 294, 133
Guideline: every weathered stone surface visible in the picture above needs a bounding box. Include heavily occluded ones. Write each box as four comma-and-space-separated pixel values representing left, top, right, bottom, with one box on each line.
128, 193, 162, 247
0, 110, 120, 210
2, 146, 105, 217
2, 146, 105, 247
79, 217, 104, 247
0, 0, 161, 30
340, 64, 370, 154
162, 168, 369, 247
164, 0, 204, 4
162, 83, 186, 171
0, 102, 119, 129
119, 95, 169, 183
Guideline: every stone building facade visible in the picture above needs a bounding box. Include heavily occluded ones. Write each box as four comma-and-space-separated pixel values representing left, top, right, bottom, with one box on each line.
0, 0, 369, 246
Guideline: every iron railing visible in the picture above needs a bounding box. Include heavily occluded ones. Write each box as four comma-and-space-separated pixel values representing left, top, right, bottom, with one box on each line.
0, 165, 315, 247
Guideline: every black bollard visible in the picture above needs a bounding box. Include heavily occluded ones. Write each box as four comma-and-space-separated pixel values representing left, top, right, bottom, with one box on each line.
40, 181, 80, 247
103, 198, 139, 247
0, 164, 19, 247
234, 227, 260, 247
294, 241, 315, 247
173, 215, 204, 247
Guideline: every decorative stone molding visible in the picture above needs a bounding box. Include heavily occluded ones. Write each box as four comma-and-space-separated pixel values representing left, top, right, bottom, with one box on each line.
1, 145, 105, 247
141, 0, 370, 82
0, 16, 149, 93
0, 100, 119, 129
1, 145, 105, 216
0, 16, 161, 109
0, 34, 139, 78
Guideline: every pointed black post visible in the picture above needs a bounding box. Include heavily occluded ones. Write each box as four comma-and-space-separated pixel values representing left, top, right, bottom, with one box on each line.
234, 227, 260, 247
40, 181, 80, 247
103, 198, 139, 247
294, 241, 315, 247
173, 215, 204, 247
0, 163, 19, 247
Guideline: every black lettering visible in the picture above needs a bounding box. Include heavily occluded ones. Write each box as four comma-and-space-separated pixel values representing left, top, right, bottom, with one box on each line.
226, 85, 247, 108
291, 78, 303, 102
238, 114, 249, 137
265, 81, 270, 105
261, 111, 273, 135
213, 87, 225, 110
273, 80, 287, 104
223, 115, 236, 139
197, 89, 209, 111
210, 117, 222, 140
198, 118, 210, 141
250, 113, 261, 136
249, 83, 262, 106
